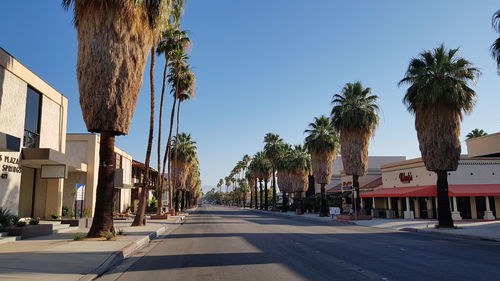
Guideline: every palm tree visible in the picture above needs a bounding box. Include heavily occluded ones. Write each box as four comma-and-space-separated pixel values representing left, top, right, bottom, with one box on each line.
171, 64, 195, 210
252, 152, 272, 210
399, 45, 480, 228
184, 158, 200, 209
156, 26, 190, 215
173, 65, 196, 141
275, 143, 293, 212
62, 0, 171, 237
242, 155, 251, 173
170, 133, 197, 212
248, 157, 260, 210
491, 10, 500, 71
217, 178, 224, 193
264, 133, 284, 210
305, 116, 339, 217
331, 81, 379, 216
224, 176, 232, 193
163, 49, 190, 213
466, 129, 487, 139
245, 170, 256, 208
287, 145, 311, 215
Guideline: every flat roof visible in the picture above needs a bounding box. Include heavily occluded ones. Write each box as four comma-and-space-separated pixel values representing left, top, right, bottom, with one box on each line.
0, 47, 68, 105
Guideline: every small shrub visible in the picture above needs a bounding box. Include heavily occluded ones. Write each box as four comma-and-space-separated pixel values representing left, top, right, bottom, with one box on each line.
105, 232, 115, 240
0, 207, 13, 227
62, 205, 70, 217
11, 216, 20, 225
29, 218, 40, 225
73, 232, 85, 241
16, 221, 27, 227
50, 214, 59, 219
83, 208, 91, 218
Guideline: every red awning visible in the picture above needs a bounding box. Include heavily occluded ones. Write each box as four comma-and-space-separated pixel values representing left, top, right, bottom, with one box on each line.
361, 184, 500, 198
448, 184, 500, 197
360, 185, 436, 198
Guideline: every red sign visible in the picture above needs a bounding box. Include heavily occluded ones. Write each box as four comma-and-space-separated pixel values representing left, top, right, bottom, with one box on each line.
342, 181, 352, 187
399, 172, 413, 183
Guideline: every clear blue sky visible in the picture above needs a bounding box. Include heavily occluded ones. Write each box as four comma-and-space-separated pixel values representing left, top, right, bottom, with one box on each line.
1, 1, 499, 192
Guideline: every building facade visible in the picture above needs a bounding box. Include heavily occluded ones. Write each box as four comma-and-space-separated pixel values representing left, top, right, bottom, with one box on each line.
325, 156, 406, 215
362, 133, 500, 220
0, 48, 69, 218
64, 134, 133, 217
131, 160, 160, 212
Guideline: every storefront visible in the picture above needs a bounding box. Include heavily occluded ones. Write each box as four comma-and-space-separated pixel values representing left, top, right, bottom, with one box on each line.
325, 156, 405, 216
362, 134, 500, 220
0, 47, 70, 218
64, 133, 133, 217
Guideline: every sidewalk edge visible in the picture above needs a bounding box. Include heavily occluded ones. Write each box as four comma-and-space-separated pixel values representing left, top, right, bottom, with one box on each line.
78, 221, 176, 281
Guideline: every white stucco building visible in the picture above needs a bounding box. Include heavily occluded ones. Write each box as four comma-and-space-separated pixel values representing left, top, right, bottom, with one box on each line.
0, 47, 69, 218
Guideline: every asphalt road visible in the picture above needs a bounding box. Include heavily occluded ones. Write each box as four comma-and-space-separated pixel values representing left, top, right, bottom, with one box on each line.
101, 205, 500, 281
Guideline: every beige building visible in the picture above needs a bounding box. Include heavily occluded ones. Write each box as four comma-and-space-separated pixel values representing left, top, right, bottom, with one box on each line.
0, 47, 69, 218
64, 134, 133, 217
325, 156, 406, 215
362, 133, 500, 220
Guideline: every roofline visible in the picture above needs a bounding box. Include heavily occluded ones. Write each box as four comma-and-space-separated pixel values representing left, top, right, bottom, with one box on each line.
0, 47, 68, 103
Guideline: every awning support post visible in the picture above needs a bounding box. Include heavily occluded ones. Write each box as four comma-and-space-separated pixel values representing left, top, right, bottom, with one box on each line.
451, 197, 462, 220
484, 196, 495, 220
404, 197, 414, 219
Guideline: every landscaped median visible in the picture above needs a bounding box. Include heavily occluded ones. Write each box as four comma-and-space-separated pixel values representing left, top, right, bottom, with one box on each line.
0, 214, 188, 281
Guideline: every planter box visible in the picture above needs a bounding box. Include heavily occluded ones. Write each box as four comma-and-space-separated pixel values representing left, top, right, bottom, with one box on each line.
336, 215, 372, 221
150, 214, 170, 220
49, 218, 93, 228
0, 224, 53, 238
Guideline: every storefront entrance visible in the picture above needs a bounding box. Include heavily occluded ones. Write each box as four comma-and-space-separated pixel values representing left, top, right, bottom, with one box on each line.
475, 197, 496, 219
457, 197, 472, 219
18, 167, 36, 217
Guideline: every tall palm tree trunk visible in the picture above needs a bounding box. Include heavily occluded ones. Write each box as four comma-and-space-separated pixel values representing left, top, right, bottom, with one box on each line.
88, 132, 115, 237
282, 192, 288, 212
174, 189, 180, 212
272, 168, 277, 209
132, 47, 156, 227
254, 181, 259, 210
156, 55, 169, 215
164, 97, 178, 214
259, 181, 263, 210
436, 171, 454, 228
353, 175, 361, 215
295, 192, 303, 215
180, 190, 185, 211
250, 184, 253, 209
173, 101, 183, 210
319, 183, 328, 217
264, 180, 269, 210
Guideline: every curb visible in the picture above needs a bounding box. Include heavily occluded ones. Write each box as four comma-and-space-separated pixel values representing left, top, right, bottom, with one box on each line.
78, 218, 182, 281
249, 209, 348, 225
400, 227, 500, 242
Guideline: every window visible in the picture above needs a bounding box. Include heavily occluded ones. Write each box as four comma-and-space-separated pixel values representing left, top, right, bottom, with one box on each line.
23, 87, 41, 148
115, 153, 122, 169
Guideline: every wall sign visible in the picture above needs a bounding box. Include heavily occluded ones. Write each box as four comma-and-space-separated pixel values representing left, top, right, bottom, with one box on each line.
0, 155, 22, 179
342, 181, 352, 187
399, 172, 413, 183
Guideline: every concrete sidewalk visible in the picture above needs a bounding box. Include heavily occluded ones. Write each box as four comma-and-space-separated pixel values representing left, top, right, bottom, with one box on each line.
0, 214, 188, 281
249, 208, 500, 242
